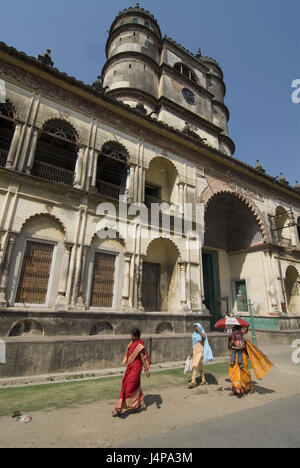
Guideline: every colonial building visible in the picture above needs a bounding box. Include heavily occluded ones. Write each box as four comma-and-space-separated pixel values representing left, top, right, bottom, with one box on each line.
0, 5, 299, 376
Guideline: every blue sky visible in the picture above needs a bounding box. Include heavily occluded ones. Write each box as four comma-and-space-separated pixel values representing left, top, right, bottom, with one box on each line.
2, 0, 300, 185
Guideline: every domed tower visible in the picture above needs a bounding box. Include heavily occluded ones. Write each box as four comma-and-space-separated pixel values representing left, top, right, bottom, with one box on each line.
102, 3, 162, 114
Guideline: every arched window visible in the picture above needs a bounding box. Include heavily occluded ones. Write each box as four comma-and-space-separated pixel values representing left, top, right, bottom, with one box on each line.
96, 142, 129, 200
274, 206, 291, 247
0, 102, 15, 167
32, 120, 78, 186
174, 63, 198, 84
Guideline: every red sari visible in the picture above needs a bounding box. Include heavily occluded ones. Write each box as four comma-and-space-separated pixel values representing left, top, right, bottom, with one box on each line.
115, 340, 150, 413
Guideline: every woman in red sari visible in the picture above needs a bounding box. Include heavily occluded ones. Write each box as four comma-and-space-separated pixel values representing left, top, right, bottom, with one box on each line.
113, 329, 150, 417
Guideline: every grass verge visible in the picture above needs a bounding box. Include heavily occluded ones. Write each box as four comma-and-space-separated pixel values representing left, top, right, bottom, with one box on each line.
0, 362, 230, 417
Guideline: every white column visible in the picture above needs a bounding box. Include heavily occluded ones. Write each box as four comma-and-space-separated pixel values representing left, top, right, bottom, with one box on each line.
74, 147, 85, 187
179, 261, 187, 304
91, 150, 99, 192
127, 164, 135, 202
55, 243, 73, 310
25, 128, 39, 174
5, 123, 22, 169
178, 183, 185, 216
76, 246, 89, 310
121, 254, 132, 311
0, 233, 16, 307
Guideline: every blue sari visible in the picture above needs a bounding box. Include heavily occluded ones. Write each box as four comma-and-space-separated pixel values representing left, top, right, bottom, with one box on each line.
192, 323, 214, 365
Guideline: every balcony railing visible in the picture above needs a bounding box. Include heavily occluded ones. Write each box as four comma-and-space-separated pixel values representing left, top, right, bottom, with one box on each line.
32, 160, 74, 186
0, 150, 8, 167
96, 179, 126, 201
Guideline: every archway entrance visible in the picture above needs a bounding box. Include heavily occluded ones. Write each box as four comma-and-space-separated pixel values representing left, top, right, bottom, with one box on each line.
285, 266, 300, 315
204, 192, 264, 325
142, 238, 180, 312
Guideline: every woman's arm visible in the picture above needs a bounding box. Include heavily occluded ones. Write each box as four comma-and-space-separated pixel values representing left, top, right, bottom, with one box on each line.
195, 326, 206, 341
232, 343, 246, 351
140, 351, 150, 377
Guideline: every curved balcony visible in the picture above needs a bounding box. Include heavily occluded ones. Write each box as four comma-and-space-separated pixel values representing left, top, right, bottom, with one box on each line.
96, 178, 126, 201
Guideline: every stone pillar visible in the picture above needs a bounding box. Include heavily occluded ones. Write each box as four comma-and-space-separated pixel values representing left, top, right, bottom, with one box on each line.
121, 253, 132, 311
76, 246, 89, 310
26, 128, 39, 174
126, 164, 135, 203
5, 123, 22, 170
179, 261, 187, 304
137, 257, 145, 312
0, 233, 16, 307
74, 147, 85, 187
178, 182, 185, 216
54, 242, 73, 310
90, 150, 99, 192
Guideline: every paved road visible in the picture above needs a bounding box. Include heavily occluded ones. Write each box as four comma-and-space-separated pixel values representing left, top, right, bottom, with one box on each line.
123, 394, 300, 448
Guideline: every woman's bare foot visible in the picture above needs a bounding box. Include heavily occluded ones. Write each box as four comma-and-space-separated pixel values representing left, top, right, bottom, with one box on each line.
112, 410, 121, 417
188, 383, 196, 389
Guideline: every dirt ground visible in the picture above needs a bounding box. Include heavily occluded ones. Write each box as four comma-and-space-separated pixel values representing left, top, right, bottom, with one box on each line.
0, 345, 299, 448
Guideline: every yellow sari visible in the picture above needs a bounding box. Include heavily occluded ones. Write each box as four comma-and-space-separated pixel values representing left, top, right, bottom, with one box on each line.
229, 340, 273, 395
229, 350, 252, 395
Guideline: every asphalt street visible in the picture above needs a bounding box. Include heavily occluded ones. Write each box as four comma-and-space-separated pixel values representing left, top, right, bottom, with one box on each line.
123, 393, 300, 448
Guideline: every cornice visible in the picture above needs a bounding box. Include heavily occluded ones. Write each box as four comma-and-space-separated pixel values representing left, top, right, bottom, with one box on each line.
102, 51, 160, 77
109, 6, 162, 38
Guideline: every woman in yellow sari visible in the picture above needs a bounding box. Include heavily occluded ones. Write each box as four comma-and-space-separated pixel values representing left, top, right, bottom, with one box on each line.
228, 326, 273, 397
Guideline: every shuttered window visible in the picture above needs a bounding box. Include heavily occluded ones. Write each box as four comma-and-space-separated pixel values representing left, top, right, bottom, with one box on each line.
90, 252, 116, 308
16, 241, 54, 304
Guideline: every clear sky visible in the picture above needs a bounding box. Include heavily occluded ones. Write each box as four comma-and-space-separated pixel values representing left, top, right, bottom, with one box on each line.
2, 0, 300, 185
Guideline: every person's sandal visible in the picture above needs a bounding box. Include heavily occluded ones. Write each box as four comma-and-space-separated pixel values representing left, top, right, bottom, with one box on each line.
112, 410, 121, 417
199, 381, 208, 386
188, 383, 196, 389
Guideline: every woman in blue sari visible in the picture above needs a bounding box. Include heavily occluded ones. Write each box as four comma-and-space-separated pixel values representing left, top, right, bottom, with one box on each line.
188, 323, 213, 389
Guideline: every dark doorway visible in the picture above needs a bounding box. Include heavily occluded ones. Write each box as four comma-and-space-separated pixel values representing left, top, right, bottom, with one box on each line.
202, 250, 221, 329
142, 262, 160, 311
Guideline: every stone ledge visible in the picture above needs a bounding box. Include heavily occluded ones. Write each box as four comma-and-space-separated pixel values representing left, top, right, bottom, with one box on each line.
0, 333, 228, 379
255, 329, 300, 346
0, 356, 227, 388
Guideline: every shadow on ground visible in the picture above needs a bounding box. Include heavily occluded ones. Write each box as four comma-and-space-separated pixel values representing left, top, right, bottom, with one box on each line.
120, 394, 163, 419
253, 385, 276, 395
